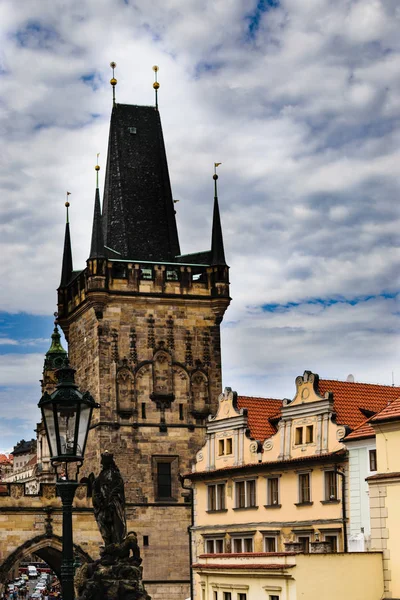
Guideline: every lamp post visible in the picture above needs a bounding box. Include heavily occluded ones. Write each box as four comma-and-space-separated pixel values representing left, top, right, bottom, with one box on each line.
38, 362, 98, 600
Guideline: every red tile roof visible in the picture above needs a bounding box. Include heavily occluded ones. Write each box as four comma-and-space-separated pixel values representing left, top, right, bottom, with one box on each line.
237, 396, 282, 441
318, 379, 400, 431
343, 417, 375, 441
0, 454, 12, 464
370, 396, 400, 424
192, 563, 294, 571
187, 450, 346, 480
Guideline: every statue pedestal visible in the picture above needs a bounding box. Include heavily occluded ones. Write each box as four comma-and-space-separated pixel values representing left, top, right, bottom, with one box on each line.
75, 533, 151, 600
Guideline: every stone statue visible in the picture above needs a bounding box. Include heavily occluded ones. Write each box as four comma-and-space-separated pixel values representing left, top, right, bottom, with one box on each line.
89, 451, 127, 546
77, 453, 150, 600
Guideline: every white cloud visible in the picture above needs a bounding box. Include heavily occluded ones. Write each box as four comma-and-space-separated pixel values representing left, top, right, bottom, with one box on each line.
0, 0, 398, 414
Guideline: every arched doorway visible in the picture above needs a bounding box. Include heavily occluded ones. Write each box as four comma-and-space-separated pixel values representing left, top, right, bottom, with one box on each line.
0, 534, 92, 584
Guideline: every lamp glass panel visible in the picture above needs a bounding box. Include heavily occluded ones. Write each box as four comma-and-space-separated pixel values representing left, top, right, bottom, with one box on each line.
77, 403, 91, 457
42, 405, 56, 458
56, 403, 78, 456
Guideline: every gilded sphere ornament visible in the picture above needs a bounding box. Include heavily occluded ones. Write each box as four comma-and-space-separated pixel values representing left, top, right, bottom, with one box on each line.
95, 165, 100, 171
110, 77, 117, 86
152, 65, 159, 72
213, 174, 218, 180
153, 82, 160, 90
110, 62, 117, 69
65, 201, 70, 208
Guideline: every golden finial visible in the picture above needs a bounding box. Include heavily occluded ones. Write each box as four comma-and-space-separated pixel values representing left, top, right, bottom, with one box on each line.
152, 65, 160, 109
110, 62, 117, 106
213, 163, 221, 196
95, 153, 100, 187
65, 192, 71, 223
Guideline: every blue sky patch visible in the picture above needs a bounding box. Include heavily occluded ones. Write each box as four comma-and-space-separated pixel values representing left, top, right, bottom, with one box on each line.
13, 21, 60, 50
246, 0, 279, 40
0, 312, 58, 355
262, 292, 398, 313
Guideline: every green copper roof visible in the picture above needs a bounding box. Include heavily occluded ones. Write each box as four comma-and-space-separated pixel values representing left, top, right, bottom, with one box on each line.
46, 324, 67, 356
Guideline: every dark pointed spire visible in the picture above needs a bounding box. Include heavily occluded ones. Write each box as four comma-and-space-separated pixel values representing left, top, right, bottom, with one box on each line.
211, 164, 227, 266
102, 103, 180, 261
60, 197, 73, 287
89, 161, 105, 258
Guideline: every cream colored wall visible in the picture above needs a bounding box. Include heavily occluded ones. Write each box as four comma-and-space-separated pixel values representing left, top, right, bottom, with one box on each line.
295, 553, 383, 600
194, 553, 383, 600
195, 468, 342, 529
386, 483, 400, 596
374, 424, 400, 473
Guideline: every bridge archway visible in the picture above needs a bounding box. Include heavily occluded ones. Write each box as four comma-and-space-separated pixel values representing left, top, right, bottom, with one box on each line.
0, 534, 92, 582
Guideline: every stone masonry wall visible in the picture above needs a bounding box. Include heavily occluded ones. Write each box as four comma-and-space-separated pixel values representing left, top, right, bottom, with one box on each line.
62, 291, 228, 597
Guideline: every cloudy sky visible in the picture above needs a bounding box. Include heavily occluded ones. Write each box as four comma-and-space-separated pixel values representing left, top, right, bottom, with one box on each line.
0, 0, 399, 453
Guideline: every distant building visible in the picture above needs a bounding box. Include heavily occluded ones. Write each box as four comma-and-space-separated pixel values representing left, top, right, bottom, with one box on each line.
2, 439, 38, 493
0, 454, 13, 481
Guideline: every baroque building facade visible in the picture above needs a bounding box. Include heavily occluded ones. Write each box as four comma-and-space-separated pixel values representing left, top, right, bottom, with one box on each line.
185, 371, 400, 600
56, 100, 230, 599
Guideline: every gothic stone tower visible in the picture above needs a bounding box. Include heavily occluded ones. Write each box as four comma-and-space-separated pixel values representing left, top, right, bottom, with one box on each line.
57, 102, 230, 600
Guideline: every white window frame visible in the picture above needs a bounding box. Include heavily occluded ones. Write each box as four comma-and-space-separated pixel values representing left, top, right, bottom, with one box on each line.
298, 471, 312, 504
204, 536, 225, 554
266, 476, 280, 506
230, 533, 254, 553
207, 481, 226, 511
234, 478, 257, 508
264, 535, 278, 552
324, 470, 338, 501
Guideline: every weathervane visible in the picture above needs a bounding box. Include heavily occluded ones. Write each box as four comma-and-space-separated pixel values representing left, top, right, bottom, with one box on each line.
110, 62, 117, 106
153, 65, 160, 109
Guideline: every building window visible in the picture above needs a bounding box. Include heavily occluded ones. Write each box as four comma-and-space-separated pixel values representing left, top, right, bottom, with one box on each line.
238, 595, 247, 600
297, 536, 310, 553
208, 483, 226, 511
324, 471, 337, 501
223, 593, 232, 600
214, 593, 218, 600
369, 449, 377, 472
306, 425, 314, 443
264, 536, 277, 552
140, 267, 153, 280
295, 427, 303, 445
235, 480, 256, 508
298, 473, 311, 503
157, 462, 171, 498
166, 269, 179, 281
141, 403, 146, 419
205, 537, 224, 554
324, 534, 338, 552
266, 477, 280, 506
218, 438, 233, 456
232, 536, 254, 553
179, 403, 184, 420
269, 596, 280, 600
143, 535, 149, 547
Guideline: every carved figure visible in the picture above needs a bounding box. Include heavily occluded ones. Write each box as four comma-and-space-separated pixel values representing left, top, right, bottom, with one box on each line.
88, 451, 127, 546
78, 454, 150, 599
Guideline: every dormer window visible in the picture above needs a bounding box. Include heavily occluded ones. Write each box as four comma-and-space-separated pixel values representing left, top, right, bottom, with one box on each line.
295, 427, 303, 445
217, 438, 233, 456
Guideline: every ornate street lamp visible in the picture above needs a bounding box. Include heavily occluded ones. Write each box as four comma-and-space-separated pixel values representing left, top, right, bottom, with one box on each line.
38, 362, 98, 600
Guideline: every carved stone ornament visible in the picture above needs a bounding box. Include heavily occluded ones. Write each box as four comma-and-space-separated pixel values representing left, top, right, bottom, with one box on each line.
78, 453, 151, 600
197, 451, 204, 462
249, 442, 258, 454
336, 426, 346, 441
263, 439, 274, 451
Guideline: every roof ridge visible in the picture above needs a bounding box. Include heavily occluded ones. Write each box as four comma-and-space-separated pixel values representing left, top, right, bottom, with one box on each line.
238, 395, 282, 402
320, 378, 400, 389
